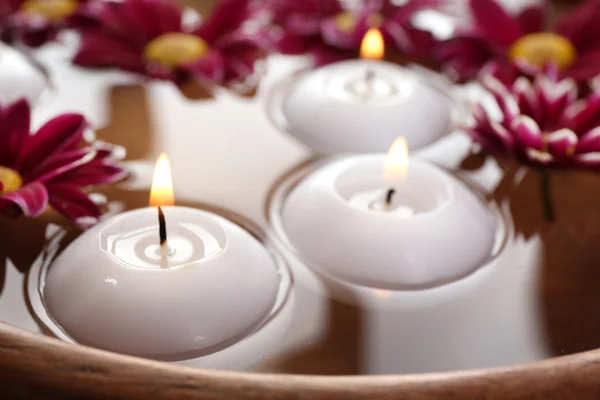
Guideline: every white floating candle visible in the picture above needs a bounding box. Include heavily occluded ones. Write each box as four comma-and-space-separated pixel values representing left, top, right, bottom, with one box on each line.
42, 154, 283, 359
0, 43, 48, 105
279, 138, 496, 289
270, 29, 455, 155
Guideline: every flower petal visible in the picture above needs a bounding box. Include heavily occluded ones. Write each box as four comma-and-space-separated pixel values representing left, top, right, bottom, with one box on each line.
516, 5, 546, 35
17, 114, 88, 174
573, 152, 600, 170
0, 99, 30, 169
25, 148, 97, 183
545, 128, 577, 159
321, 12, 368, 49
50, 154, 128, 187
309, 42, 354, 66
73, 31, 146, 72
46, 183, 101, 229
469, 0, 523, 47
512, 115, 543, 150
193, 0, 251, 44
180, 50, 225, 85
1, 181, 48, 217
555, 0, 600, 52
576, 126, 600, 152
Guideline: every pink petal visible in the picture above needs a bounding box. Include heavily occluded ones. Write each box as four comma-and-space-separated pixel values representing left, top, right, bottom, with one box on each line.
545, 128, 578, 159
25, 148, 97, 183
576, 126, 600, 152
564, 94, 600, 134
512, 115, 543, 150
0, 99, 30, 168
516, 5, 546, 35
555, 0, 600, 52
286, 13, 322, 36
573, 152, 600, 170
50, 156, 127, 187
17, 114, 88, 174
398, 26, 436, 58
46, 183, 101, 228
221, 42, 262, 84
469, 0, 523, 47
193, 0, 251, 44
565, 49, 600, 83
124, 0, 183, 40
309, 42, 355, 66
180, 50, 225, 85
1, 181, 48, 217
73, 32, 146, 72
12, 14, 57, 47
320, 13, 366, 49
436, 37, 496, 81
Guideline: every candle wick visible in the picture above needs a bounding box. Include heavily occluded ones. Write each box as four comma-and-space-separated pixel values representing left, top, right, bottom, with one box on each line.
365, 68, 375, 96
158, 206, 169, 268
385, 188, 395, 211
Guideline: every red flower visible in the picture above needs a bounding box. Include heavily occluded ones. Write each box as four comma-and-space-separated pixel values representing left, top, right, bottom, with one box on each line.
437, 0, 600, 84
0, 0, 96, 47
0, 99, 127, 228
256, 0, 441, 66
467, 69, 600, 170
438, 0, 600, 83
73, 0, 265, 86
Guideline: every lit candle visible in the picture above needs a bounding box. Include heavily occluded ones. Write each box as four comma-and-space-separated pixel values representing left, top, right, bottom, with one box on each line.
41, 154, 287, 361
269, 29, 456, 155
277, 138, 496, 290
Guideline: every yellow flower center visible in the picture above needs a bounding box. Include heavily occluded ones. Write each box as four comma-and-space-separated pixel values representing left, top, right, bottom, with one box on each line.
144, 33, 209, 69
20, 0, 79, 21
0, 166, 23, 195
509, 33, 577, 69
334, 12, 384, 33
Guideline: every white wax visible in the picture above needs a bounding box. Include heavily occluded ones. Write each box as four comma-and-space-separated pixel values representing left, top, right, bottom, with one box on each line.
0, 43, 48, 104
279, 60, 454, 154
281, 155, 496, 289
43, 206, 281, 358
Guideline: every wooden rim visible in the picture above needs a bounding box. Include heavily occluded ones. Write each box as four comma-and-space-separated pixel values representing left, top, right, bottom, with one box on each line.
1, 322, 600, 399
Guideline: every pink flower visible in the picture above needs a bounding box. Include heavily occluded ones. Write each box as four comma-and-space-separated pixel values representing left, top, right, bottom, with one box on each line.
467, 70, 600, 170
0, 99, 127, 228
73, 0, 265, 86
0, 0, 96, 47
257, 0, 441, 66
437, 0, 600, 84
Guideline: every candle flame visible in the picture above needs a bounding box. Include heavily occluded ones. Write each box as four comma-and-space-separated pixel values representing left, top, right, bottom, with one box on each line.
360, 28, 384, 60
150, 153, 174, 207
384, 137, 408, 181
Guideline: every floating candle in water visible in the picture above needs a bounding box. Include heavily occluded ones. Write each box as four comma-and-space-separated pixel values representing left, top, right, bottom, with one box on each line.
270, 29, 456, 155
278, 137, 496, 290
42, 154, 284, 360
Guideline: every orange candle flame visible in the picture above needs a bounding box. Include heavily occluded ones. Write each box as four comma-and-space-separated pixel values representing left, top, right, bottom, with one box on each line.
150, 153, 175, 207
360, 28, 384, 60
384, 137, 408, 181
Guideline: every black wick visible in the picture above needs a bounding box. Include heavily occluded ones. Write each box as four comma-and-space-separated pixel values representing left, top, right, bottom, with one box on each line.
158, 206, 167, 246
385, 188, 396, 207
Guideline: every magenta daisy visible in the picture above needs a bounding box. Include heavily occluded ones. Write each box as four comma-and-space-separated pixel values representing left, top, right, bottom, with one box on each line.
0, 99, 127, 228
467, 69, 600, 219
0, 0, 96, 47
73, 0, 265, 87
257, 0, 441, 66
437, 0, 600, 84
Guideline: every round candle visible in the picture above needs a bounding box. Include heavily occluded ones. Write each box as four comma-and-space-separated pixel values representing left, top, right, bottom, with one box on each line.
274, 29, 454, 154
0, 43, 48, 104
280, 140, 496, 290
43, 155, 281, 358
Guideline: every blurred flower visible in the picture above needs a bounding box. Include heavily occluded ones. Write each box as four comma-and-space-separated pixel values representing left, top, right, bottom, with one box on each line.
437, 0, 600, 84
73, 0, 265, 87
0, 99, 127, 228
467, 69, 600, 219
0, 0, 96, 47
255, 0, 441, 66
